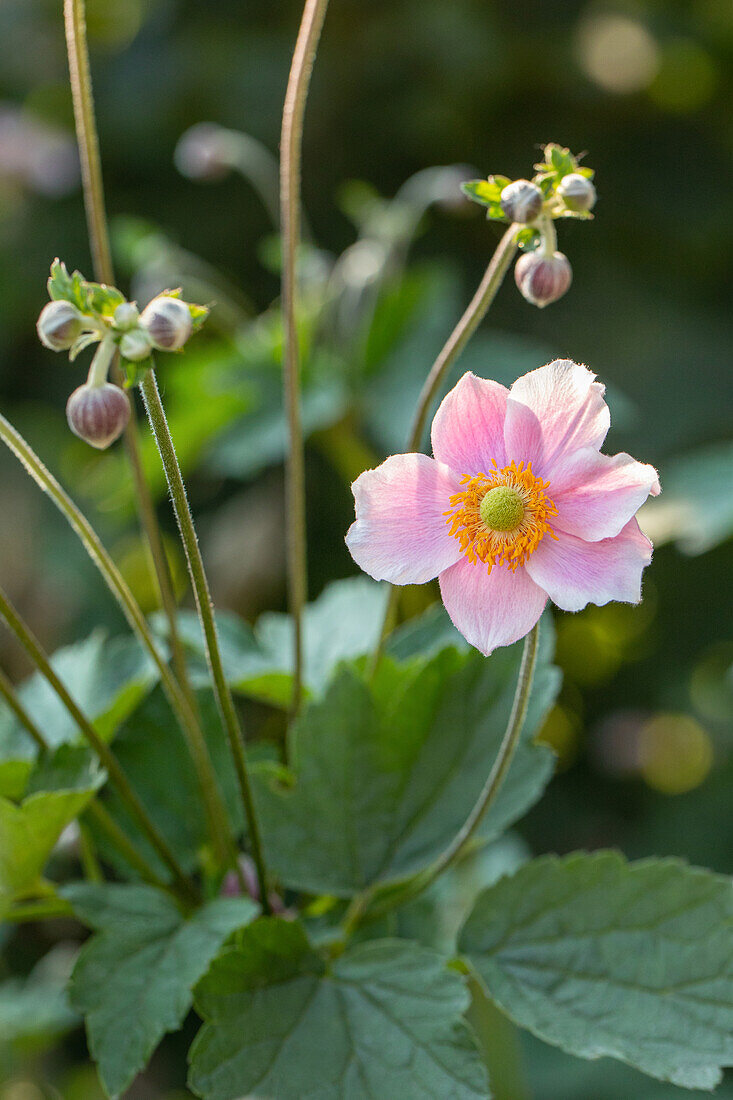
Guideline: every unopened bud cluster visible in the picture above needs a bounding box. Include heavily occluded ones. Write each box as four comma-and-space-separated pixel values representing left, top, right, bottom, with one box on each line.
461, 144, 597, 310
36, 261, 207, 449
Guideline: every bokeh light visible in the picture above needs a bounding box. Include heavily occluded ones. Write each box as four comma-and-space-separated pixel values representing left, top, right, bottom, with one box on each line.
576, 11, 660, 94
639, 712, 714, 795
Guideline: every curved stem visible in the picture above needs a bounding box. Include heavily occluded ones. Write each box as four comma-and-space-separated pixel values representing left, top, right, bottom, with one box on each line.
0, 668, 47, 754
0, 584, 196, 901
63, 0, 192, 716
139, 369, 268, 909
86, 335, 115, 387
280, 0, 330, 715
371, 224, 519, 659
0, 413, 234, 874
344, 620, 540, 933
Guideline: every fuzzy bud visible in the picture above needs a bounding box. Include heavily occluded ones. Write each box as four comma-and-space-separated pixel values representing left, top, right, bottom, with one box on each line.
500, 179, 543, 224
119, 328, 153, 362
66, 382, 131, 449
514, 250, 572, 308
140, 296, 192, 351
37, 300, 85, 351
113, 302, 140, 331
557, 173, 596, 213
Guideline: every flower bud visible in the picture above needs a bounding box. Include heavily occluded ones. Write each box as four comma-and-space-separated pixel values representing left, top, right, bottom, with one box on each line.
113, 302, 140, 331
514, 251, 572, 308
557, 173, 596, 213
500, 179, 543, 224
66, 382, 131, 449
140, 296, 192, 351
119, 328, 153, 362
37, 300, 85, 351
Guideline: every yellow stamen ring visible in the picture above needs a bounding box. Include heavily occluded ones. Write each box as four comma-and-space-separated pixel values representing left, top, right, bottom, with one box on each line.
445, 460, 558, 574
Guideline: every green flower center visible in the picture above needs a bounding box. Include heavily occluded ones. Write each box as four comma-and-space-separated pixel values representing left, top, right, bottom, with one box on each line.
479, 486, 525, 532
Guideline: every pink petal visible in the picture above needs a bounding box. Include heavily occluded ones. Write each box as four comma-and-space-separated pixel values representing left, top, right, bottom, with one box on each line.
550, 447, 661, 541
525, 519, 653, 612
431, 372, 508, 474
346, 453, 463, 585
438, 557, 547, 656
504, 359, 610, 475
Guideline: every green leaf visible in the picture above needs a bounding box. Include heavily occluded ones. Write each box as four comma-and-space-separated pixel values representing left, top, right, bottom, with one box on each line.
188, 301, 211, 332
254, 631, 559, 896
63, 883, 258, 1100
0, 631, 159, 797
189, 919, 488, 1099
0, 745, 104, 915
158, 577, 390, 707
255, 577, 390, 697
86, 282, 126, 317
459, 851, 733, 1091
461, 179, 503, 207
204, 365, 348, 482
639, 440, 733, 555
89, 688, 244, 876
515, 226, 541, 251
47, 259, 90, 313
0, 947, 79, 1049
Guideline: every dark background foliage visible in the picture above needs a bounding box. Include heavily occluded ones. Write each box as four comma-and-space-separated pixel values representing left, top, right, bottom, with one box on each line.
0, 0, 731, 1096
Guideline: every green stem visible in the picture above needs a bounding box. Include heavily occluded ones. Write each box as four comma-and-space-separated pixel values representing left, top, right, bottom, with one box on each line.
372, 224, 520, 660
280, 0, 330, 715
139, 369, 268, 908
5, 898, 75, 923
78, 821, 104, 882
0, 583, 196, 902
0, 412, 234, 875
344, 620, 540, 932
63, 0, 193, 717
0, 660, 169, 887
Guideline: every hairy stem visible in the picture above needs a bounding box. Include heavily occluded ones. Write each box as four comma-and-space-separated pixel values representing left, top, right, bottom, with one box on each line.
139, 369, 268, 909
372, 225, 520, 658
344, 620, 540, 932
0, 413, 235, 874
280, 0, 330, 714
0, 584, 196, 901
63, 0, 192, 710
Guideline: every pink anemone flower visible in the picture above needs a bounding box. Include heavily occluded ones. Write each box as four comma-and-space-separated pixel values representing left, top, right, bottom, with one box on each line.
346, 360, 660, 655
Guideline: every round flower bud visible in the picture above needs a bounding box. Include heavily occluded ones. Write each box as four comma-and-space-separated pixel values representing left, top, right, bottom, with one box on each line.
140, 296, 192, 351
66, 382, 131, 449
557, 173, 596, 213
37, 300, 85, 351
119, 328, 153, 362
500, 179, 543, 224
113, 302, 140, 331
514, 250, 572, 308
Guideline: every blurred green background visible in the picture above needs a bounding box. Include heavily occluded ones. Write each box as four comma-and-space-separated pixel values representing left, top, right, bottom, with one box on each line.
0, 0, 731, 1097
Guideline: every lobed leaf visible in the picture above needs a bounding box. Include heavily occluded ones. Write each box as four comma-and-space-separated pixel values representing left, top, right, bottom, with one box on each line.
253, 628, 559, 897
64, 883, 258, 1100
189, 918, 489, 1099
459, 850, 733, 1091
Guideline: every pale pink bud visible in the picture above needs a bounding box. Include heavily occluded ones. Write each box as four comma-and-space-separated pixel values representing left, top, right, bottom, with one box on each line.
514, 250, 572, 308
66, 382, 130, 449
140, 296, 192, 351
500, 179, 543, 224
37, 300, 84, 351
557, 173, 596, 212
